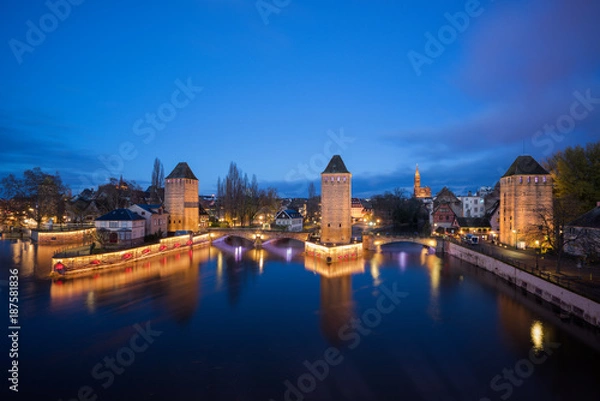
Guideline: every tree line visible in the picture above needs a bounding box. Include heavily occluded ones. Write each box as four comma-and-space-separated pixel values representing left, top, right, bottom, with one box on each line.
216, 162, 279, 227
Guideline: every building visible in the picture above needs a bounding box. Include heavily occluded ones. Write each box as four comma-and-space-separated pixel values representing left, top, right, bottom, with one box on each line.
458, 192, 486, 218
95, 209, 146, 248
487, 200, 500, 241
275, 209, 304, 232
164, 162, 199, 233
351, 198, 371, 221
431, 187, 462, 235
414, 164, 432, 199
198, 204, 210, 232
128, 204, 168, 237
499, 155, 553, 248
456, 217, 492, 240
564, 202, 600, 261
320, 155, 352, 245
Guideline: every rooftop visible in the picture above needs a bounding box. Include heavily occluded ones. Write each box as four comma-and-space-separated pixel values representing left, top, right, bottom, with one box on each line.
502, 155, 549, 177
95, 209, 145, 221
166, 162, 198, 180
322, 155, 350, 174
567, 205, 600, 229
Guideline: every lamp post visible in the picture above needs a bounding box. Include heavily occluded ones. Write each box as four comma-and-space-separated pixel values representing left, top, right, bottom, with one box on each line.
535, 240, 540, 270
512, 229, 517, 249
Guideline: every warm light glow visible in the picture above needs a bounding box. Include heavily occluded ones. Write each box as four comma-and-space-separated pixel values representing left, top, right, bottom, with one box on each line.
531, 320, 544, 351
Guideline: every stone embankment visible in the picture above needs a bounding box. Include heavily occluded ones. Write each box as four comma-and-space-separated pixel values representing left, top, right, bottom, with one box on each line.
445, 241, 600, 327
51, 233, 212, 276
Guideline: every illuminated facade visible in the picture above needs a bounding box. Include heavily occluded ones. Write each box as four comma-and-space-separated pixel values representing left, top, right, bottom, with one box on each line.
414, 164, 432, 199
164, 162, 199, 233
499, 155, 553, 248
320, 155, 352, 245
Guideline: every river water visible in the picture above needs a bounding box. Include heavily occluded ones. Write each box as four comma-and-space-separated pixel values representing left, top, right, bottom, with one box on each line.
1, 238, 599, 401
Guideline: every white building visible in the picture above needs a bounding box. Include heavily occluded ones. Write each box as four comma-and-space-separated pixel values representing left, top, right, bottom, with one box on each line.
458, 193, 486, 218
275, 209, 304, 232
95, 209, 146, 248
128, 204, 168, 237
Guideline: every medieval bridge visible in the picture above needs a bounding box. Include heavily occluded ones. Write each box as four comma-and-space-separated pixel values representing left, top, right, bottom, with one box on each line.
208, 229, 437, 251
208, 228, 311, 247
362, 234, 438, 251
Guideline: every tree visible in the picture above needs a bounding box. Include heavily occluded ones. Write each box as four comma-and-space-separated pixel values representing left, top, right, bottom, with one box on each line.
542, 141, 600, 271
306, 182, 319, 224
216, 163, 278, 227
545, 141, 600, 216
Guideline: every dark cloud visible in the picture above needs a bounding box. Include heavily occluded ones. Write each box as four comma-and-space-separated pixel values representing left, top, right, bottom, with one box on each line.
0, 111, 105, 191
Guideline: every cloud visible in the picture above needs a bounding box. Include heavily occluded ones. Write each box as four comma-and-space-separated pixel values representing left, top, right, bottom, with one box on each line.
462, 0, 600, 99
0, 110, 105, 190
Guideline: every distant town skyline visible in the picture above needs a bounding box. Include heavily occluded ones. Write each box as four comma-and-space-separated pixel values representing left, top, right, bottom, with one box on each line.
1, 0, 599, 197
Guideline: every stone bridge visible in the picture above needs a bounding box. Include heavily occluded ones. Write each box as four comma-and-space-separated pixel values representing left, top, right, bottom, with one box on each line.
208, 228, 311, 247
362, 234, 438, 251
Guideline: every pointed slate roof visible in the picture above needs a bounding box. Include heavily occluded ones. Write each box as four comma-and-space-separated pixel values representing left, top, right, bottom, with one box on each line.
322, 155, 350, 174
95, 209, 145, 221
166, 162, 198, 180
567, 205, 600, 229
502, 155, 549, 177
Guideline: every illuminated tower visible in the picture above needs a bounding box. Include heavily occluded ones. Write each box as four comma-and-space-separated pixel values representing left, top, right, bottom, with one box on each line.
414, 163, 421, 190
164, 162, 199, 233
499, 155, 553, 248
414, 164, 431, 198
320, 155, 352, 245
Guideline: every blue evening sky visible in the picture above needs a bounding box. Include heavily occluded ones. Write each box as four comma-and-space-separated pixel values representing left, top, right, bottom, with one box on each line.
1, 0, 599, 197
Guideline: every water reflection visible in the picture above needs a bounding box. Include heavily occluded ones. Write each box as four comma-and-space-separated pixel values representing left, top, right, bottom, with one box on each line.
305, 257, 364, 345
50, 247, 209, 323
3, 239, 600, 400
531, 320, 544, 352
7, 240, 61, 278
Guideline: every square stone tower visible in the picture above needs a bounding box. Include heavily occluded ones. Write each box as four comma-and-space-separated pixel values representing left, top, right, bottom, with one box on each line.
164, 162, 199, 233
499, 155, 553, 247
321, 155, 352, 245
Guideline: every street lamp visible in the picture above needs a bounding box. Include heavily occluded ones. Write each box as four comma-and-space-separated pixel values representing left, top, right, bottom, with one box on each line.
535, 240, 540, 270
512, 229, 517, 249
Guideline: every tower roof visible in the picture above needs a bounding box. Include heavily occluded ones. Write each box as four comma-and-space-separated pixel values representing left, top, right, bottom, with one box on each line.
415, 164, 420, 176
502, 156, 548, 177
322, 155, 350, 174
166, 162, 198, 180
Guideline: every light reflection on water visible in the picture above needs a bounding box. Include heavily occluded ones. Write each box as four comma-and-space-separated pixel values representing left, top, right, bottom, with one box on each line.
1, 239, 600, 400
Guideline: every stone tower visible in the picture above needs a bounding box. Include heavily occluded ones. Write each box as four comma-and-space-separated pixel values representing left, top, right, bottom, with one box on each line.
499, 155, 553, 248
320, 155, 352, 245
164, 162, 199, 233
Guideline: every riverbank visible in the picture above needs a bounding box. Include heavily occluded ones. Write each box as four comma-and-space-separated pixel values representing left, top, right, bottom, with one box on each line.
51, 233, 212, 277
444, 240, 600, 327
